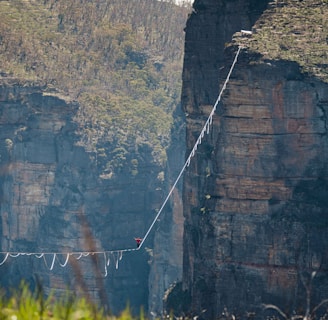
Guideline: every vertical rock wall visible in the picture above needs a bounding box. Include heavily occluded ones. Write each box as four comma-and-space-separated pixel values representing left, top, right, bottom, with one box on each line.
181, 0, 268, 115
148, 107, 185, 317
0, 80, 164, 314
180, 0, 328, 318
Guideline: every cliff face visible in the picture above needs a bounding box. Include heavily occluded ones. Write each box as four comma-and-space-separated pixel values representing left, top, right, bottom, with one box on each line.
181, 0, 269, 113
0, 80, 165, 314
179, 0, 328, 318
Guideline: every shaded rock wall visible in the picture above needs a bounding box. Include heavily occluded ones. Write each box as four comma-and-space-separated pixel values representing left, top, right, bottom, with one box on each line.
0, 80, 164, 314
148, 107, 185, 317
179, 0, 328, 318
181, 0, 269, 115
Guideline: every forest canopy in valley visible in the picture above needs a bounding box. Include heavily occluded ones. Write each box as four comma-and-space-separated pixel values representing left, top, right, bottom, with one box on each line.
0, 0, 191, 176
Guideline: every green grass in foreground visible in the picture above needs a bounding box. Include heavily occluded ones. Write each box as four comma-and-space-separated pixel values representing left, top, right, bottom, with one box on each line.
0, 283, 146, 320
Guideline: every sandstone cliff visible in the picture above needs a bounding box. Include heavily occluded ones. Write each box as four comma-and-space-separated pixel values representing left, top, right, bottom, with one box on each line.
0, 80, 165, 313
174, 0, 328, 318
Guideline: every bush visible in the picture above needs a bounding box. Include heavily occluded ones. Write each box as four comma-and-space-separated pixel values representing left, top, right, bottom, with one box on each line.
0, 283, 146, 320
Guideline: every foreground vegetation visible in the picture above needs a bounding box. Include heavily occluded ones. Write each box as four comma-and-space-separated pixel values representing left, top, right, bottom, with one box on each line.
2, 282, 327, 320
0, 283, 147, 320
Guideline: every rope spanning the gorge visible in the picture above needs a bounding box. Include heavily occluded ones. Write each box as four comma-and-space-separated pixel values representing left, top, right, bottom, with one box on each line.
0, 46, 241, 273
138, 45, 241, 249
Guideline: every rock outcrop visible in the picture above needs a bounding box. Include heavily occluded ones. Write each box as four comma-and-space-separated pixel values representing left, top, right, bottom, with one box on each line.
175, 0, 328, 318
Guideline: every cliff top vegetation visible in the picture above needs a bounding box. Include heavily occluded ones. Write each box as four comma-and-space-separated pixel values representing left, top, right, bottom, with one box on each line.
234, 0, 328, 82
0, 0, 190, 175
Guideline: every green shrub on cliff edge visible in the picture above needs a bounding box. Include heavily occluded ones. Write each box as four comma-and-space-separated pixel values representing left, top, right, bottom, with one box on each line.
234, 0, 328, 83
0, 283, 146, 320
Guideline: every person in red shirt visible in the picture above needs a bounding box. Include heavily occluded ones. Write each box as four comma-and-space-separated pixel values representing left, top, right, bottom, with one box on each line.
134, 237, 142, 248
